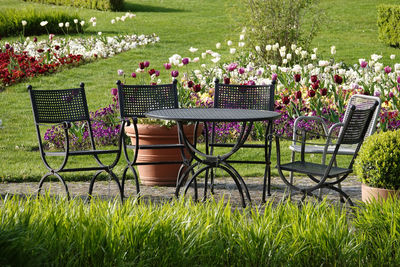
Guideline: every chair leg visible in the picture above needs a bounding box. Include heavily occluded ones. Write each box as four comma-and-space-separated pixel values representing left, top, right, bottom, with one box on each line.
38, 172, 70, 200
122, 165, 140, 198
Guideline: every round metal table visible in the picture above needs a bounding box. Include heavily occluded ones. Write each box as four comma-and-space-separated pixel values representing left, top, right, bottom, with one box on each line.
146, 108, 281, 207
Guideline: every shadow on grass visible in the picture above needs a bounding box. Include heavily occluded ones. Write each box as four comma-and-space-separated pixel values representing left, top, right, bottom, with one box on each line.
122, 3, 184, 13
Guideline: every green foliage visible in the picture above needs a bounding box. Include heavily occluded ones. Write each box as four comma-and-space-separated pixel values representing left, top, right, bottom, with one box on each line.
355, 130, 400, 190
0, 8, 86, 37
234, 0, 325, 65
377, 4, 400, 47
2, 195, 400, 266
23, 0, 124, 11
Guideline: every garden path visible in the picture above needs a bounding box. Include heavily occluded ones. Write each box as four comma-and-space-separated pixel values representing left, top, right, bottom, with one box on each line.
0, 176, 361, 207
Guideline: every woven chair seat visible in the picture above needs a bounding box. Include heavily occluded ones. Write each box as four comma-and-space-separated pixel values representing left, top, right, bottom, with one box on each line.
289, 144, 356, 155
45, 149, 120, 156
278, 161, 352, 178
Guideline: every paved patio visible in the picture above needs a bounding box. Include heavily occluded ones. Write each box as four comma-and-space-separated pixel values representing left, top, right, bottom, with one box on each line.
0, 175, 362, 207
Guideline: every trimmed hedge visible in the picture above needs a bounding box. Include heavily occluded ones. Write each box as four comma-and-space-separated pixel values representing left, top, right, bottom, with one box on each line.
377, 4, 400, 47
0, 8, 86, 38
23, 0, 124, 11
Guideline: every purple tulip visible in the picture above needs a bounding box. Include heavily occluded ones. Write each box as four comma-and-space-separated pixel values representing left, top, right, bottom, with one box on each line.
164, 63, 172, 70
360, 61, 368, 68
271, 73, 278, 81
374, 91, 381, 97
247, 80, 255, 85
155, 70, 160, 77
226, 62, 238, 72
117, 69, 124, 76
171, 70, 179, 77
384, 66, 392, 74
111, 88, 118, 96
238, 67, 245, 74
389, 92, 394, 98
144, 61, 150, 67
182, 58, 189, 65
131, 72, 136, 78
397, 76, 400, 84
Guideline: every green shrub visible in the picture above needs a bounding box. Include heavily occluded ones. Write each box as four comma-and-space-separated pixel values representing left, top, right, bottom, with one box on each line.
377, 5, 400, 47
0, 8, 86, 38
355, 130, 400, 190
23, 0, 124, 11
233, 0, 325, 65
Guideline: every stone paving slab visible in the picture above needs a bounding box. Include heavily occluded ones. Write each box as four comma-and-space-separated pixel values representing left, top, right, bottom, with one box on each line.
0, 176, 362, 207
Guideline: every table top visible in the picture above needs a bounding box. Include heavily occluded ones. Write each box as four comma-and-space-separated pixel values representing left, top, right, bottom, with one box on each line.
146, 108, 281, 122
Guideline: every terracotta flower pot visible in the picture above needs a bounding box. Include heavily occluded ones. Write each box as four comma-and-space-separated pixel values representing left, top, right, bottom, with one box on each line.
361, 183, 400, 203
125, 124, 202, 186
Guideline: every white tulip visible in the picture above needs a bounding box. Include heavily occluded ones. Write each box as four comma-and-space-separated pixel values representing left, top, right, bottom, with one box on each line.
311, 54, 317, 60
59, 22, 64, 27
286, 53, 292, 60
330, 45, 336, 55
21, 20, 27, 26
80, 21, 85, 26
255, 46, 261, 52
216, 43, 221, 49
201, 52, 207, 59
74, 19, 78, 24
189, 47, 198, 53
227, 40, 233, 46
230, 48, 236, 54
282, 59, 288, 64
111, 19, 116, 24
265, 44, 272, 51
238, 42, 245, 47
390, 54, 396, 60
211, 57, 220, 63
239, 34, 245, 40
192, 57, 199, 63
65, 22, 70, 28
40, 21, 48, 27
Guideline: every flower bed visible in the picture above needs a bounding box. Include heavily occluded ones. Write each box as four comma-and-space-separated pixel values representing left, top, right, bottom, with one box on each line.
1, 33, 159, 88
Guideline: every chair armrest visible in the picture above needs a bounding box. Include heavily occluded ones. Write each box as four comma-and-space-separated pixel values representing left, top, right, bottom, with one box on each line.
292, 116, 329, 143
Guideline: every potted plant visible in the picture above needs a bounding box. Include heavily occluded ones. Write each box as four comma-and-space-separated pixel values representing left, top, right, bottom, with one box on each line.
118, 59, 211, 186
355, 129, 400, 202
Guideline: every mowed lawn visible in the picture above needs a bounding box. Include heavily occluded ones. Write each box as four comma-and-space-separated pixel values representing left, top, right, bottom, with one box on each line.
0, 0, 399, 182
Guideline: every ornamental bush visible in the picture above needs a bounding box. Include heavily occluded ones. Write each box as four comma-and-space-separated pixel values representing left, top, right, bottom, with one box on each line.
377, 5, 400, 47
234, 0, 325, 65
23, 0, 124, 11
355, 130, 400, 190
0, 8, 85, 37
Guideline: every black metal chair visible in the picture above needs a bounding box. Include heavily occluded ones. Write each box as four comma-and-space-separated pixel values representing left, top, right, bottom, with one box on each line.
210, 79, 276, 202
28, 83, 124, 201
275, 100, 379, 205
117, 80, 198, 197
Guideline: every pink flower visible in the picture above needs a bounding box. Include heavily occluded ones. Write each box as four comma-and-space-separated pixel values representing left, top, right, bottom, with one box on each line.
294, 74, 301, 82
334, 75, 343, 84
171, 70, 179, 77
164, 63, 171, 70
238, 67, 245, 74
374, 91, 381, 97
397, 76, 400, 84
384, 66, 392, 74
247, 80, 256, 85
360, 61, 368, 68
111, 88, 118, 96
182, 57, 189, 65
282, 96, 290, 105
155, 70, 160, 77
310, 75, 318, 83
131, 72, 136, 78
33, 37, 38, 42
271, 73, 278, 81
144, 61, 150, 67
193, 84, 201, 92
226, 62, 238, 72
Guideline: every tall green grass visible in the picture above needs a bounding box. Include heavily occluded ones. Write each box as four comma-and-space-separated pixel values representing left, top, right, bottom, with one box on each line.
1, 195, 400, 266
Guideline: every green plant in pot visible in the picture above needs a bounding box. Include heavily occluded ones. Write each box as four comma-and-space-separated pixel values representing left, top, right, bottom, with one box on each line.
355, 129, 400, 202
